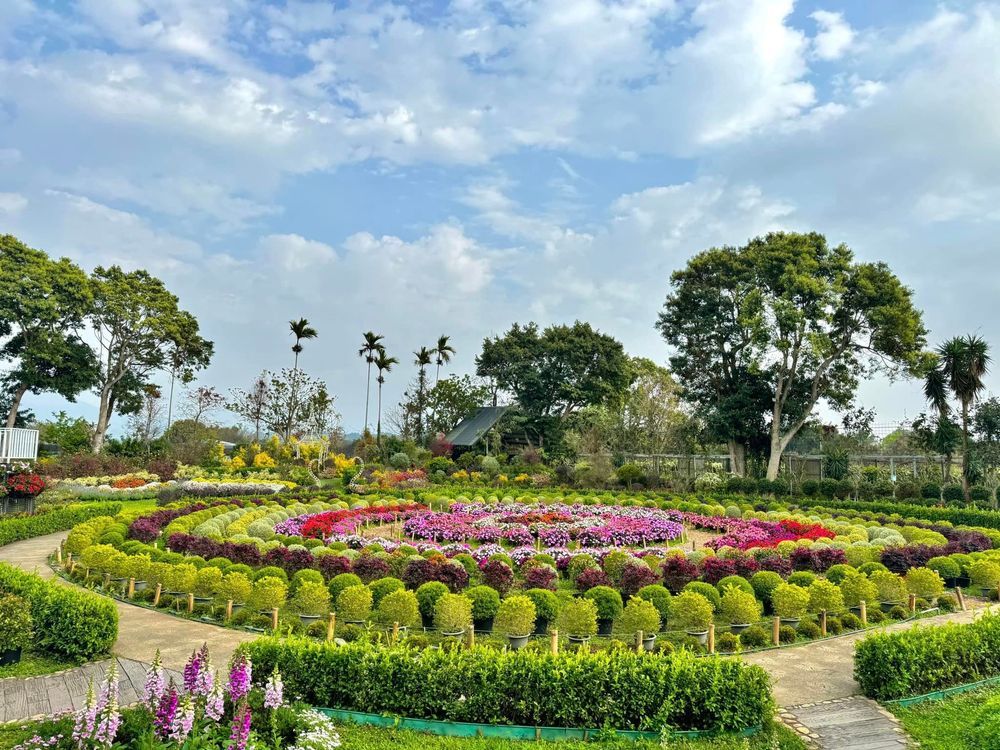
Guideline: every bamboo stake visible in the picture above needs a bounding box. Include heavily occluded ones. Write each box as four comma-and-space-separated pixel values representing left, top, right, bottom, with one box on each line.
707, 624, 715, 655
636, 630, 643, 653
772, 616, 780, 646
859, 601, 868, 626
225, 600, 234, 621
820, 610, 827, 637
909, 593, 917, 614
127, 578, 135, 599
153, 583, 162, 607
271, 607, 279, 631
187, 593, 195, 614
956, 587, 966, 611
550, 629, 559, 655
327, 612, 336, 641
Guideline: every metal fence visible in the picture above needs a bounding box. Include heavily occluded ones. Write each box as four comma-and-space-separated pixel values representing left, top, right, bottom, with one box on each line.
0, 428, 39, 462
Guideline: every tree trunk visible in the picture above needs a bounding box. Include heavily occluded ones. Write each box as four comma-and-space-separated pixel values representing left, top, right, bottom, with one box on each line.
766, 431, 787, 480
5, 383, 28, 429
166, 368, 176, 432
364, 361, 372, 431
962, 399, 971, 500
728, 440, 746, 477
376, 383, 383, 446
92, 391, 113, 453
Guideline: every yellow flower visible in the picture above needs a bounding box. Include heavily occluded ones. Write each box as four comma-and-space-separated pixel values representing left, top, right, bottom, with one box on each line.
253, 452, 276, 468
230, 456, 246, 470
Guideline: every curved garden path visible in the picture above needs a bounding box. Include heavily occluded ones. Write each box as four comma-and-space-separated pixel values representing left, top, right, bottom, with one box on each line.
2, 531, 996, 747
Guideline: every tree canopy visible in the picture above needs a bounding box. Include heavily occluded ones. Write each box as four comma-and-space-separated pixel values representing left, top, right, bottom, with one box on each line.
658, 232, 926, 478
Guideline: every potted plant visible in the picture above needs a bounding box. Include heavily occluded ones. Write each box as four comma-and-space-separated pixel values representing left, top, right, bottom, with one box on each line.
557, 598, 598, 644
336, 585, 373, 625
839, 572, 878, 615
466, 586, 500, 633
193, 567, 223, 604
128, 555, 151, 591
905, 568, 945, 604
719, 587, 761, 634
670, 591, 713, 644
0, 594, 31, 666
771, 583, 809, 626
433, 593, 473, 637
376, 589, 421, 633
415, 582, 448, 630
583, 585, 624, 636
870, 571, 908, 611
293, 581, 331, 624
615, 597, 661, 651
807, 579, 844, 619
969, 560, 1000, 596
926, 556, 961, 588
216, 572, 253, 612
525, 588, 560, 635
249, 576, 288, 614
494, 595, 537, 649
636, 584, 672, 629
165, 564, 198, 598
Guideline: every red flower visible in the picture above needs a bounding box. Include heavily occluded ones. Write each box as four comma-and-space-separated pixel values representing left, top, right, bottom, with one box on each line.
5, 473, 45, 497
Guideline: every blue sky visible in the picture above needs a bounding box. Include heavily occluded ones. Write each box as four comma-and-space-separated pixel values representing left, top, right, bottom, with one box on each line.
1, 0, 999, 435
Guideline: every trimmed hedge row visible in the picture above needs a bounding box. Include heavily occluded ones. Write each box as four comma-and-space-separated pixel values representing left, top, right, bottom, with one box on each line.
796, 497, 1000, 531
854, 612, 1000, 700
0, 502, 124, 547
0, 563, 118, 660
245, 637, 773, 732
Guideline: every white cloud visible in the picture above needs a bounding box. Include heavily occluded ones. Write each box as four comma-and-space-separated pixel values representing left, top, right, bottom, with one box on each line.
258, 233, 337, 272
0, 192, 27, 213
811, 10, 855, 61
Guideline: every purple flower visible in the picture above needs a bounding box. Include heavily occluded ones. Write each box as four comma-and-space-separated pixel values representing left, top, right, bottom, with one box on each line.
264, 667, 284, 710
205, 678, 225, 722
73, 663, 121, 749
183, 649, 202, 694
228, 701, 252, 750
154, 683, 179, 739
72, 681, 98, 747
170, 694, 195, 742
142, 650, 166, 709
192, 644, 214, 697
227, 652, 252, 702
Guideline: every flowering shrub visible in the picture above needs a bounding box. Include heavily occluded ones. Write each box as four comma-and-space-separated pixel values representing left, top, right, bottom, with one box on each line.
6, 473, 46, 497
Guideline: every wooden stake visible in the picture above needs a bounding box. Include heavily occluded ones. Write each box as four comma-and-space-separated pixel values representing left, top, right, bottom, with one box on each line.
127, 578, 135, 599
859, 601, 867, 626
707, 624, 715, 655
187, 593, 195, 613
820, 610, 827, 637
327, 612, 336, 641
271, 607, 279, 631
225, 600, 233, 621
772, 616, 780, 646
956, 587, 966, 612
550, 628, 559, 655
66, 553, 73, 570
153, 583, 162, 607
909, 593, 917, 614
392, 621, 400, 642
104, 572, 112, 588
56, 547, 62, 564
636, 630, 643, 653
466, 624, 475, 649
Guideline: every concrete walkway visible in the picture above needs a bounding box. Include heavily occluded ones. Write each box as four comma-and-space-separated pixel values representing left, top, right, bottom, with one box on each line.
0, 532, 254, 671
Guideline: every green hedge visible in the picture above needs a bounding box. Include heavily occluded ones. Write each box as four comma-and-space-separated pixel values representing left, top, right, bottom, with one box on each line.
0, 503, 123, 547
855, 612, 1000, 700
245, 637, 773, 732
797, 497, 1000, 530
0, 564, 118, 660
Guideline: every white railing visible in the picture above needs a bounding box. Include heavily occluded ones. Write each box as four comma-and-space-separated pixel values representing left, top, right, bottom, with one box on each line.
0, 428, 39, 462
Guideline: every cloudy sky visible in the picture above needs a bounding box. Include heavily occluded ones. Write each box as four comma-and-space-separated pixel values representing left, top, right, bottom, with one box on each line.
1, 0, 999, 435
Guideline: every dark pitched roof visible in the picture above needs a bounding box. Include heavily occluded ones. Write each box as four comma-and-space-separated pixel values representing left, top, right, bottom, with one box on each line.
444, 406, 510, 447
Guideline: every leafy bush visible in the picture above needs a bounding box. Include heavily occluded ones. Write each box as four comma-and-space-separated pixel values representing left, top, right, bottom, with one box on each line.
682, 581, 721, 612
415, 582, 449, 620
389, 452, 411, 469
0, 503, 123, 547
719, 587, 761, 626
927, 556, 961, 581
636, 585, 671, 623
787, 571, 817, 588
249, 576, 288, 612
494, 595, 536, 638
216, 572, 252, 604
855, 612, 1000, 700
740, 625, 769, 649
840, 613, 862, 630
480, 559, 514, 595
797, 620, 821, 639
556, 598, 598, 638
871, 571, 908, 603
337, 586, 373, 622
376, 589, 421, 628
801, 480, 819, 497
525, 588, 559, 626
433, 593, 473, 633
716, 632, 741, 653
293, 581, 331, 617
807, 579, 844, 614
839, 574, 879, 608
716, 575, 753, 597
368, 577, 404, 607
193, 566, 222, 598
253, 566, 289, 583
771, 584, 809, 620
670, 591, 713, 632
970, 561, 1000, 591
328, 573, 363, 603
0, 593, 32, 651
905, 568, 945, 600
0, 564, 117, 659
750, 571, 784, 610
614, 596, 661, 636
778, 625, 797, 644
245, 636, 774, 732
583, 585, 624, 621
465, 586, 501, 622
943, 484, 965, 503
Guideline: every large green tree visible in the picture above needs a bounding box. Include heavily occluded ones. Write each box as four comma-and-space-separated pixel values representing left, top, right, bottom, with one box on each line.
475, 321, 633, 448
0, 235, 98, 428
659, 232, 926, 479
88, 266, 213, 452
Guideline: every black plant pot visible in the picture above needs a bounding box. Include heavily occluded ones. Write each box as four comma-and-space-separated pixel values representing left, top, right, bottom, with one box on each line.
474, 617, 494, 634
0, 647, 22, 666
597, 619, 613, 636
421, 613, 434, 629
533, 619, 550, 636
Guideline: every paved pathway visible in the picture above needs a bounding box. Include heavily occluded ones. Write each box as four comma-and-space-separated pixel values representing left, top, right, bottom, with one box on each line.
0, 658, 181, 723
0, 532, 253, 671
779, 697, 909, 750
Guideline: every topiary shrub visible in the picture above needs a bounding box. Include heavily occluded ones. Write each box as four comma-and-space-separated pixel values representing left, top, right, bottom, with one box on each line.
0, 593, 32, 653
807, 579, 844, 614
716, 632, 741, 653
801, 480, 819, 497
839, 574, 879, 608
887, 605, 909, 620
415, 581, 449, 620
293, 581, 331, 617
870, 571, 908, 604
740, 624, 769, 649
216, 572, 253, 605
584, 585, 624, 622
927, 556, 961, 582
614, 596, 661, 637
336, 585, 373, 623
970, 486, 992, 504
719, 587, 761, 626
778, 625, 797, 644
824, 564, 854, 585
480, 559, 515, 595
557, 598, 598, 639
716, 575, 754, 597
389, 452, 411, 469
434, 593, 473, 634
921, 482, 941, 500
494, 595, 536, 638
466, 586, 501, 625
826, 616, 843, 635
368, 577, 405, 607
937, 593, 957, 613
797, 620, 821, 639
249, 576, 288, 612
253, 566, 288, 583
376, 589, 421, 628
682, 581, 721, 612
771, 583, 809, 621
942, 483, 965, 503
328, 573, 364, 603
970, 561, 1000, 591
787, 570, 817, 588
750, 571, 784, 611
840, 612, 862, 630
636, 585, 671, 625
905, 568, 945, 601
289, 569, 325, 597
670, 591, 713, 633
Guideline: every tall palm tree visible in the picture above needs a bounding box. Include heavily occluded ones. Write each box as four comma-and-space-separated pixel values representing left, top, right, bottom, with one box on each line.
414, 346, 433, 442
374, 350, 398, 447
434, 334, 455, 383
925, 335, 991, 498
289, 318, 318, 371
358, 331, 385, 432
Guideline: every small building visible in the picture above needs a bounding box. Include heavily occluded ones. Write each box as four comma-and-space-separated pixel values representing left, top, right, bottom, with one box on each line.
444, 406, 510, 454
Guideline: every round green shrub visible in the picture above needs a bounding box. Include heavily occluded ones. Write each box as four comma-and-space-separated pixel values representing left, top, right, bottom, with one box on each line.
556, 598, 598, 639
840, 612, 862, 630
584, 585, 624, 621
376, 589, 421, 629
494, 595, 537, 638
289, 569, 324, 597
787, 571, 817, 588
389, 452, 411, 469
466, 586, 501, 622
771, 583, 809, 620
778, 625, 797, 644
368, 577, 405, 607
927, 556, 961, 581
905, 568, 945, 600
716, 632, 741, 653
636, 585, 671, 623
750, 571, 784, 609
415, 581, 449, 619
670, 591, 714, 632
739, 625, 769, 649
253, 566, 288, 583
682, 581, 721, 612
716, 575, 753, 597
614, 596, 661, 636
292, 581, 331, 617
328, 573, 363, 603
797, 620, 821, 639
0, 594, 32, 652
336, 585, 373, 622
719, 587, 761, 626
807, 579, 844, 614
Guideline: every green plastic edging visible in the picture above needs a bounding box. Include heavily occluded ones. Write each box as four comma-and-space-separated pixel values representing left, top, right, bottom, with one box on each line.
316, 708, 761, 742
886, 674, 1000, 708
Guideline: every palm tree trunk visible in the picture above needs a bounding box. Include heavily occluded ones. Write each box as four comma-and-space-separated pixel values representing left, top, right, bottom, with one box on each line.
376, 381, 383, 447
962, 399, 971, 500
364, 360, 372, 432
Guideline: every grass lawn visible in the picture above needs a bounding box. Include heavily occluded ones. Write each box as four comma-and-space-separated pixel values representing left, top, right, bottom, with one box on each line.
888, 686, 1000, 750
336, 723, 809, 750
0, 649, 83, 679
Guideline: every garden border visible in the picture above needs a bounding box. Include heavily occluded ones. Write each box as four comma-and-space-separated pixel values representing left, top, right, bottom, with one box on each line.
884, 674, 1000, 708
316, 707, 762, 741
